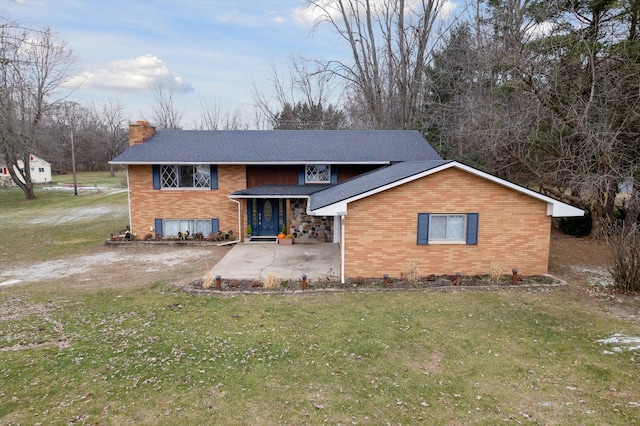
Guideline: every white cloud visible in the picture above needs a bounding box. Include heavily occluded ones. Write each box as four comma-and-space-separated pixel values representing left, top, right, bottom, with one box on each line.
294, 0, 458, 25
439, 1, 457, 19
525, 21, 556, 40
66, 54, 193, 93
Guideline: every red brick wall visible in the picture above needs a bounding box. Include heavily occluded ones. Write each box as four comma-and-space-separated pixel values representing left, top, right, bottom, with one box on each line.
127, 165, 247, 237
344, 167, 551, 278
129, 121, 156, 146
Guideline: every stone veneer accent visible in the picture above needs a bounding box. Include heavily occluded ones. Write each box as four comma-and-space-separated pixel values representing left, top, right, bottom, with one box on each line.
289, 198, 333, 240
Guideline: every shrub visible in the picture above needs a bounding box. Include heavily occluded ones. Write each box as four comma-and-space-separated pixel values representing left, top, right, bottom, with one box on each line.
489, 263, 503, 282
264, 273, 280, 289
351, 276, 366, 286
202, 272, 215, 290
603, 219, 640, 293
406, 262, 420, 284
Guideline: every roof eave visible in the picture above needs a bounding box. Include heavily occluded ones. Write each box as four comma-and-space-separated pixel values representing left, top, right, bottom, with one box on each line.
229, 194, 310, 199
308, 161, 585, 218
109, 161, 392, 166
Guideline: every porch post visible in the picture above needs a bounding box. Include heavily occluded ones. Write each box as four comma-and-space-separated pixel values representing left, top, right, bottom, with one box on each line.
285, 198, 291, 233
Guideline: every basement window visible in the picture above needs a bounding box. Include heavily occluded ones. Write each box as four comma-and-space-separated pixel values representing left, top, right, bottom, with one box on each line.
163, 219, 215, 237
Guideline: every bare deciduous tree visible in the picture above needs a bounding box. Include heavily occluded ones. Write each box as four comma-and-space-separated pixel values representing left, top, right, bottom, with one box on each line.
0, 18, 75, 199
251, 60, 347, 129
307, 0, 451, 129
196, 99, 248, 130
97, 99, 129, 176
425, 0, 640, 238
150, 80, 183, 130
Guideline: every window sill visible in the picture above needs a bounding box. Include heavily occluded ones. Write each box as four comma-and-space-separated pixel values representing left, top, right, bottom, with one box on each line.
428, 240, 467, 245
160, 187, 213, 190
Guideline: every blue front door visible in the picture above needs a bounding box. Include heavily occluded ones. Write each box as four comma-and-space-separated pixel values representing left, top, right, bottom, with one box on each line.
253, 199, 280, 236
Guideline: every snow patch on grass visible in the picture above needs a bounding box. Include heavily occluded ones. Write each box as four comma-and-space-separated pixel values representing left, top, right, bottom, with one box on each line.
571, 266, 613, 286
597, 333, 640, 352
0, 249, 212, 284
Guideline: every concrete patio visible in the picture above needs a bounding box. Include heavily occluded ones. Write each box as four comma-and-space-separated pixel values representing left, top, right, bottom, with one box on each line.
209, 241, 340, 282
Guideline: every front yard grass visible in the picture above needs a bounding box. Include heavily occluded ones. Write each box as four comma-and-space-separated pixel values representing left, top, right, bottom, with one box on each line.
1, 284, 639, 425
0, 187, 128, 263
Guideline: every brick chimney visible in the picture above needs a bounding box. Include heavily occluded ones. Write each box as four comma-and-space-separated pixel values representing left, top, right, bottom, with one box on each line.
129, 120, 156, 146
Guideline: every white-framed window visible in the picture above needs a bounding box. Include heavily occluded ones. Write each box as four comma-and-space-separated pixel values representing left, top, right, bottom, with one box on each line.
429, 214, 466, 242
161, 165, 211, 188
38, 167, 45, 173
305, 165, 330, 184
163, 219, 213, 237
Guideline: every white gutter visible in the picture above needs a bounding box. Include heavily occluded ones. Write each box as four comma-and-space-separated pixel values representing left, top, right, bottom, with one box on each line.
109, 161, 390, 166
231, 195, 311, 200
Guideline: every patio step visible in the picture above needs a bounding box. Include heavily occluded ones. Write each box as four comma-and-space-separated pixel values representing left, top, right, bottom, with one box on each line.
247, 236, 277, 243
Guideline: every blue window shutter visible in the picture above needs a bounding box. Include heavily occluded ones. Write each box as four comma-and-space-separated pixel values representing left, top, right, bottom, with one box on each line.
211, 218, 219, 233
154, 218, 163, 239
330, 166, 338, 184
466, 213, 479, 245
152, 165, 161, 189
417, 213, 430, 245
298, 166, 305, 185
210, 165, 218, 190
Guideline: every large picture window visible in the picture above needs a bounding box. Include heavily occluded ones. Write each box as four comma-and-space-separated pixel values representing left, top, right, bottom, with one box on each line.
305, 165, 330, 183
161, 165, 211, 188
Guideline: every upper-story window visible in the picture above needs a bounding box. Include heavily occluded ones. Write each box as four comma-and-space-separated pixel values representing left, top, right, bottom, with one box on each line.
161, 165, 211, 188
305, 165, 330, 184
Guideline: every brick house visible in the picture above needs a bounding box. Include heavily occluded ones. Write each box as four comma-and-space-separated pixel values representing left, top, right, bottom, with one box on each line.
111, 121, 582, 280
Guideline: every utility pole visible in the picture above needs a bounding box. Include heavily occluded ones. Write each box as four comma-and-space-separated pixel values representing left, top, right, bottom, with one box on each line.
70, 125, 77, 196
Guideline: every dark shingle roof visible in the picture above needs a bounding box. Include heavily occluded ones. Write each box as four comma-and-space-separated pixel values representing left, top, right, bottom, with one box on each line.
110, 130, 442, 164
309, 160, 451, 211
231, 184, 331, 197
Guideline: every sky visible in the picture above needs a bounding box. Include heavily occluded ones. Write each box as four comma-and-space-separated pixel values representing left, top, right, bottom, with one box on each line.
1, 0, 357, 128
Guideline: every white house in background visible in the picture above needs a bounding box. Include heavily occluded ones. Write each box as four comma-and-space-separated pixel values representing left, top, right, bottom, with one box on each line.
0, 155, 52, 185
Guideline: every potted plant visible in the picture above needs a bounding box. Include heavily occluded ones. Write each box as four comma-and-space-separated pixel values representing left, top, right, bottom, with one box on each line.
277, 223, 287, 241
247, 224, 252, 237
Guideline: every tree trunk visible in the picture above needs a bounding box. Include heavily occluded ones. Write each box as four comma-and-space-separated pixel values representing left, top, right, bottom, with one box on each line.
590, 204, 604, 239
623, 181, 639, 230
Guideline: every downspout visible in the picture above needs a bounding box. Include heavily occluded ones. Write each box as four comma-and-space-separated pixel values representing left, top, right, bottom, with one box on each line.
126, 167, 132, 230
340, 214, 346, 284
